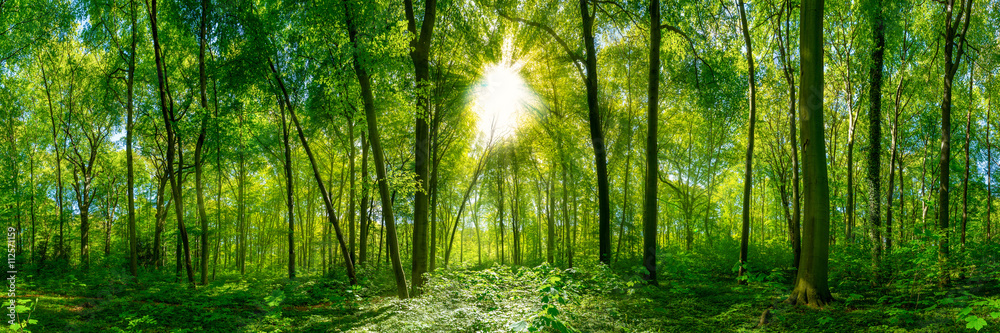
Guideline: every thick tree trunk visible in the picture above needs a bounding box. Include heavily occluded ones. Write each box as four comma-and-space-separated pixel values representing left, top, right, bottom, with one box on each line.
737, 0, 757, 282
346, 0, 407, 296
787, 0, 833, 307
938, 0, 972, 285
404, 0, 438, 295
867, 0, 885, 265
643, 0, 660, 284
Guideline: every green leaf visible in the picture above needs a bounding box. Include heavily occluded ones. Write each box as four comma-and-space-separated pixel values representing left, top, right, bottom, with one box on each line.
27, 319, 37, 324
965, 316, 987, 331
547, 306, 560, 317
990, 312, 1000, 319
510, 321, 529, 332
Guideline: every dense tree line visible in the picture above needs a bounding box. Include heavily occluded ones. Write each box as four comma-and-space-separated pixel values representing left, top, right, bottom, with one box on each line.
1, 0, 998, 310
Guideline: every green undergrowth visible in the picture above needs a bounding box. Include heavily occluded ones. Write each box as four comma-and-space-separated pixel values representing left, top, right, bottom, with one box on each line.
6, 239, 999, 332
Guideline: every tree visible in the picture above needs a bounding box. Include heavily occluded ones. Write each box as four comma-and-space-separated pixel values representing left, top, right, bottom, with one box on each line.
643, 0, 660, 285
787, 0, 833, 307
937, 0, 973, 285
404, 0, 439, 294
195, 0, 211, 285
867, 0, 885, 264
736, 0, 758, 282
149, 0, 195, 285
345, 0, 408, 298
579, 0, 612, 265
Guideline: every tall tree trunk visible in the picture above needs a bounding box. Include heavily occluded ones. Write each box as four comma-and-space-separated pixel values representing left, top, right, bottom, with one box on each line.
787, 0, 833, 307
444, 146, 491, 267
126, 0, 138, 278
867, 0, 885, 265
346, 0, 407, 297
616, 110, 633, 264
359, 133, 370, 266
150, 0, 194, 284
578, 0, 611, 265
961, 66, 973, 246
547, 175, 555, 264
939, 0, 972, 285
404, 0, 438, 295
776, 0, 802, 270
887, 72, 906, 254
195, 0, 210, 285
988, 91, 993, 241
737, 0, 757, 282
272, 62, 356, 284
429, 127, 439, 272
643, 0, 660, 284
278, 96, 296, 279
38, 57, 65, 260
348, 119, 356, 263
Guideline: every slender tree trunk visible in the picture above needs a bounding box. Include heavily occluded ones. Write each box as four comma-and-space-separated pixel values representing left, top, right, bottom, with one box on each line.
577, 0, 611, 265
126, 0, 138, 278
444, 147, 490, 267
429, 130, 439, 272
150, 0, 194, 284
279, 96, 296, 279
787, 0, 833, 307
38, 57, 65, 260
269, 60, 356, 284
346, 0, 407, 296
961, 66, 973, 246
547, 175, 555, 264
776, 0, 802, 270
617, 111, 633, 264
988, 92, 993, 241
348, 119, 356, 263
195, 0, 210, 285
359, 133, 370, 266
737, 0, 757, 282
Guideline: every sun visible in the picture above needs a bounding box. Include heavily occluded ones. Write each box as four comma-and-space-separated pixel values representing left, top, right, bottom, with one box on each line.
472, 61, 534, 142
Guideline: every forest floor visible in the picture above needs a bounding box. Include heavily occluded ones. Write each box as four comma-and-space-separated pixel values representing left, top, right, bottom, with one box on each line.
13, 247, 1000, 333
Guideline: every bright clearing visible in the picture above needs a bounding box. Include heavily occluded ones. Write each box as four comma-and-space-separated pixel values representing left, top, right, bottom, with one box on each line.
472, 61, 533, 141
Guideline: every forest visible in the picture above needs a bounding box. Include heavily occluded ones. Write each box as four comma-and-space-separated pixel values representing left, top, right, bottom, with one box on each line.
1, 0, 1000, 331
